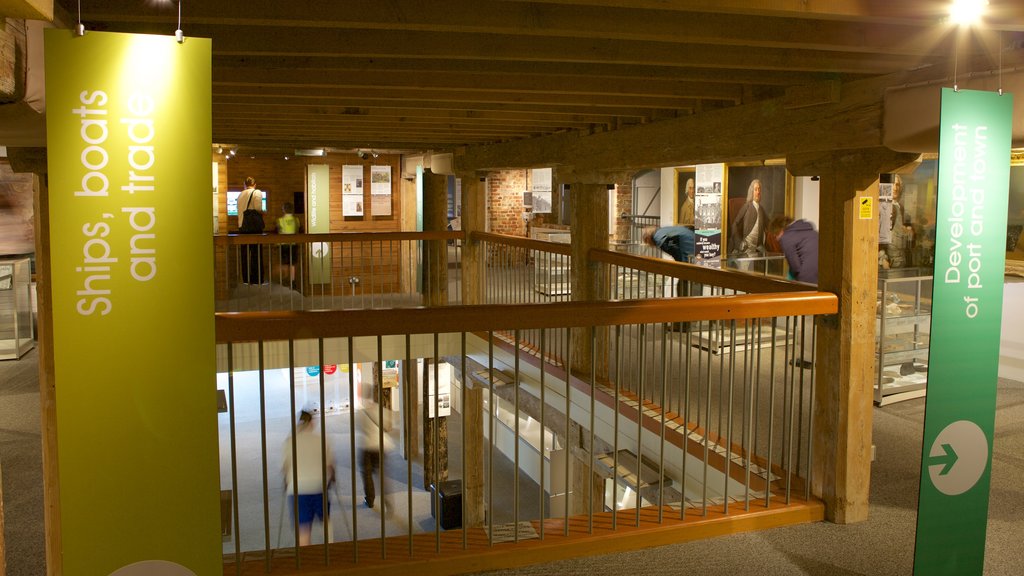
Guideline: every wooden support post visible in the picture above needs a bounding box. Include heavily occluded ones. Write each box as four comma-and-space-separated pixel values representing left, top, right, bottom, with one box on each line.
789, 148, 919, 524
569, 182, 609, 377
459, 174, 486, 305
32, 168, 63, 575
422, 169, 449, 307
462, 383, 485, 527
422, 359, 449, 489
420, 170, 451, 488
0, 457, 5, 575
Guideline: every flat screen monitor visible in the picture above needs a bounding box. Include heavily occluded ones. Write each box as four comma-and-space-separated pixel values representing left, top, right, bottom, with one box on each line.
227, 190, 267, 216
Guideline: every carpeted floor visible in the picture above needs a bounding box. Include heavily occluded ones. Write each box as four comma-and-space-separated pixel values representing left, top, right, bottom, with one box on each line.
2, 347, 1023, 575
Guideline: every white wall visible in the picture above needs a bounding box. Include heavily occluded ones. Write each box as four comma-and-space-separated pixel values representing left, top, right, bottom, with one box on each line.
793, 176, 820, 227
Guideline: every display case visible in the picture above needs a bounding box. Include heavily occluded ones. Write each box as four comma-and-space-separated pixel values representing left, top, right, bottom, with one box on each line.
0, 257, 35, 360
875, 268, 932, 405
532, 228, 571, 296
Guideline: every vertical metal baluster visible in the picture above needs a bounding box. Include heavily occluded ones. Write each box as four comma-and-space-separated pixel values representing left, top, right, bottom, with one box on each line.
563, 326, 571, 536
288, 341, 300, 567
514, 329, 522, 543
702, 325, 713, 518
258, 341, 271, 572
318, 338, 330, 563
724, 321, 737, 515
750, 318, 762, 510
613, 324, 621, 530
348, 337, 359, 562
461, 332, 469, 549
433, 336, 441, 552
405, 334, 415, 554
227, 344, 241, 575
588, 326, 596, 534
765, 319, 778, 509
658, 326, 668, 523
378, 335, 387, 558
488, 331, 495, 546
636, 323, 645, 527
681, 317, 692, 522
785, 316, 797, 505
743, 319, 757, 510
795, 315, 806, 475
539, 328, 547, 540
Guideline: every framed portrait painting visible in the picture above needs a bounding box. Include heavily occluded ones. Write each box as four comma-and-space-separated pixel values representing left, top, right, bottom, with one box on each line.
674, 167, 696, 226
725, 164, 791, 259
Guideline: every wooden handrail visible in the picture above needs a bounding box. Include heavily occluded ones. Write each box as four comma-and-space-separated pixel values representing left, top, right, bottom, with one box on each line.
212, 230, 464, 246
469, 231, 573, 255
215, 292, 837, 343
589, 248, 808, 294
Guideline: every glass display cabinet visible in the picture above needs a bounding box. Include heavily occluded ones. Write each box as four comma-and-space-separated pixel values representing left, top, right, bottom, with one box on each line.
875, 268, 932, 405
0, 257, 35, 360
532, 228, 571, 296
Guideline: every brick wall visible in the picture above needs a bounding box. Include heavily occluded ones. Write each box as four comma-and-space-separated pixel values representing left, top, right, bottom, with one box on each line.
488, 169, 528, 237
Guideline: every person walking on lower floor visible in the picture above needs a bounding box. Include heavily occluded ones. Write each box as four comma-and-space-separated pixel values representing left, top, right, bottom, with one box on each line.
281, 407, 335, 546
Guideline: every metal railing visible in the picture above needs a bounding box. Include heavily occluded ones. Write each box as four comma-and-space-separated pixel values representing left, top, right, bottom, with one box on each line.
213, 232, 463, 312
215, 292, 836, 574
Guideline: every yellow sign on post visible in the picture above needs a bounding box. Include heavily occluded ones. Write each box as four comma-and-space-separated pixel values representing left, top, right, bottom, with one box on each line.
45, 30, 219, 575
859, 196, 873, 220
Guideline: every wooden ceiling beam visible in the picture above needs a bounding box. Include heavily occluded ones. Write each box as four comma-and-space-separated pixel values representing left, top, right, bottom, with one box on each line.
77, 0, 954, 56
211, 103, 627, 124
208, 30, 939, 75
213, 115, 600, 131
213, 67, 745, 102
212, 84, 702, 110
210, 94, 675, 119
455, 73, 897, 172
213, 56, 838, 87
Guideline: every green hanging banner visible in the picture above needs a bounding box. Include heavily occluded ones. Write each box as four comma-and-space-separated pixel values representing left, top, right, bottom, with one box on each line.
913, 88, 1012, 575
45, 30, 219, 575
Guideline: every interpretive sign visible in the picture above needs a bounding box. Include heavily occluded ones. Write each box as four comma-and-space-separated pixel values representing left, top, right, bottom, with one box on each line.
307, 163, 331, 284
913, 88, 1012, 576
45, 30, 218, 575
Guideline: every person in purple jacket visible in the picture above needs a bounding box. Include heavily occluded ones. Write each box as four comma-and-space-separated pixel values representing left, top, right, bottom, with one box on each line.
769, 215, 818, 284
769, 215, 819, 368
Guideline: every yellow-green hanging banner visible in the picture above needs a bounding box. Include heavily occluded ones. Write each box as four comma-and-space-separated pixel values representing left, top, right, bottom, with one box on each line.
913, 88, 1012, 575
45, 30, 219, 575
307, 163, 331, 284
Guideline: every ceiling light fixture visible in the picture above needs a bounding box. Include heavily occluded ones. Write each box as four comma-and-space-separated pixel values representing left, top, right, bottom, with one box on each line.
174, 1, 184, 43
950, 0, 987, 26
295, 148, 326, 157
75, 0, 85, 36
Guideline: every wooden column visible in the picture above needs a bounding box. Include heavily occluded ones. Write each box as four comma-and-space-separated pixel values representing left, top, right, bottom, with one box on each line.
462, 382, 486, 527
420, 170, 451, 488
789, 148, 919, 523
8, 148, 63, 576
568, 182, 610, 376
422, 169, 449, 307
454, 172, 487, 524
459, 174, 486, 306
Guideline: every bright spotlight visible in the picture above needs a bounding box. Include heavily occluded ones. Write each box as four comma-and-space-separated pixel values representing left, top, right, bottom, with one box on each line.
950, 0, 987, 26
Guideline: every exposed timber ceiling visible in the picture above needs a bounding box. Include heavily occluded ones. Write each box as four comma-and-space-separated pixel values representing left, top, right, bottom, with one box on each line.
38, 0, 1024, 161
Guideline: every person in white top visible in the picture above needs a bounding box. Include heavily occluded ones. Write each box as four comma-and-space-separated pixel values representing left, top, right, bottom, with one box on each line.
281, 407, 335, 546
